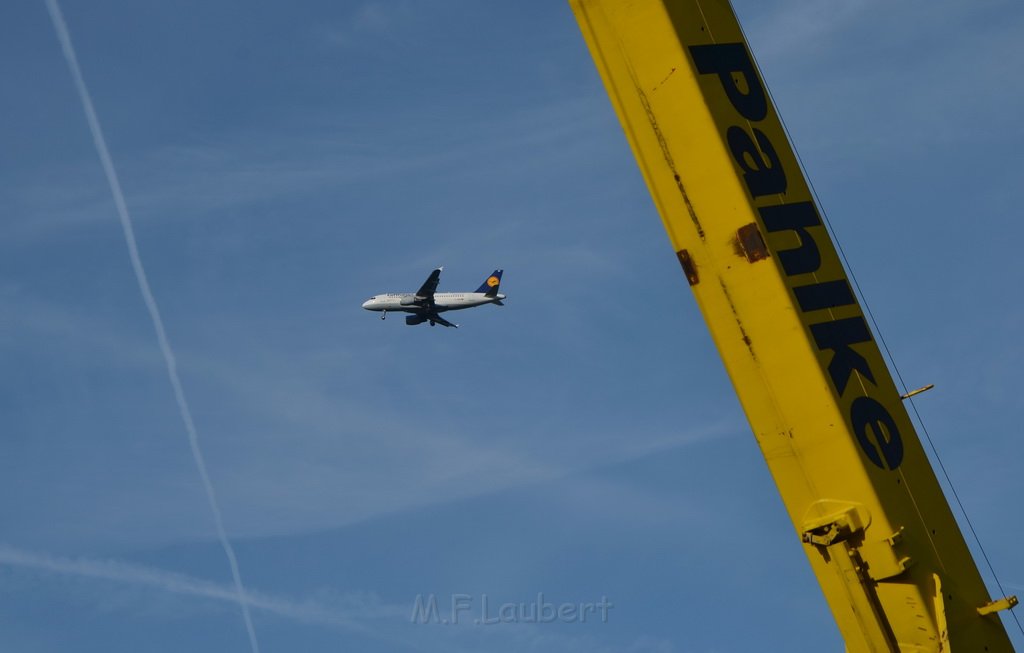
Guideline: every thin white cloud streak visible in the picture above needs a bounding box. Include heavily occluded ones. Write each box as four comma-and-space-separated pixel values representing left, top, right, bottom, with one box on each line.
0, 545, 622, 653
6, 93, 614, 242
736, 0, 872, 61
318, 2, 415, 49
0, 544, 385, 633
43, 2, 259, 651
0, 288, 740, 547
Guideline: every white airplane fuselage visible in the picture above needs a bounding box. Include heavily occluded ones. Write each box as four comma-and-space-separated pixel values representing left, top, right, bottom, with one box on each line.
363, 267, 504, 328
361, 292, 505, 314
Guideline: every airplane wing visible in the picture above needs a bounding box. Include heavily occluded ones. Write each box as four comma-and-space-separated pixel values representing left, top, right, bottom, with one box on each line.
415, 268, 442, 302
430, 313, 459, 328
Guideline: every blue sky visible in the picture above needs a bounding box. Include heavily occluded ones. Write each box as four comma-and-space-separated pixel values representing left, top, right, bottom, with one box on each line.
1, 0, 1022, 651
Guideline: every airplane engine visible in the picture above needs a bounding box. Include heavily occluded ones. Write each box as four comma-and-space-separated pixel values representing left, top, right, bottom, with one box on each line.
405, 315, 427, 326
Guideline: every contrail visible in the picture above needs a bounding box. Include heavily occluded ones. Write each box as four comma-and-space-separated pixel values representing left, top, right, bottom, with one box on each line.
44, 2, 259, 650
0, 545, 382, 632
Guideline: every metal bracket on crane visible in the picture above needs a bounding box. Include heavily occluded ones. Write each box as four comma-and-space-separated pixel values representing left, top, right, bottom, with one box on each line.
900, 384, 935, 400
800, 506, 901, 652
978, 595, 1019, 616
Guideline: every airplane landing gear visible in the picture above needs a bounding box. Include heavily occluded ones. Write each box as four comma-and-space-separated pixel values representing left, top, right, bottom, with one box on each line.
429, 320, 435, 326
381, 310, 387, 320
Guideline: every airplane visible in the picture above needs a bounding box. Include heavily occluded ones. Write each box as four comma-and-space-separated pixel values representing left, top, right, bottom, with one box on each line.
361, 267, 505, 328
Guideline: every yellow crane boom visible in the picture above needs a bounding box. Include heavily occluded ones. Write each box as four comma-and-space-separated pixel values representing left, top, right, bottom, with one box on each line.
568, 1, 1018, 650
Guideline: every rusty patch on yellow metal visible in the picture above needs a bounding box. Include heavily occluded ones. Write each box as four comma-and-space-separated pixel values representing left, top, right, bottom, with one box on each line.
652, 67, 676, 92
677, 249, 699, 285
625, 64, 705, 240
734, 223, 770, 263
718, 278, 756, 359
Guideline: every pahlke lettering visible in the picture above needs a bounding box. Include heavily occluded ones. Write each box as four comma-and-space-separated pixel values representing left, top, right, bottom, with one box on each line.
688, 42, 904, 471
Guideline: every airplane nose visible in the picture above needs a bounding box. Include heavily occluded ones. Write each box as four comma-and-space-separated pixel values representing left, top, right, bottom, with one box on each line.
361, 300, 373, 309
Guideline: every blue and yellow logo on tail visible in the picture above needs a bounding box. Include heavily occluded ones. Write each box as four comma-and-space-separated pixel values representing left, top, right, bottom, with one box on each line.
475, 269, 503, 296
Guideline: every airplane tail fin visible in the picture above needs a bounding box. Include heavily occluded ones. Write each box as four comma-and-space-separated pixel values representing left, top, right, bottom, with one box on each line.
475, 269, 503, 297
